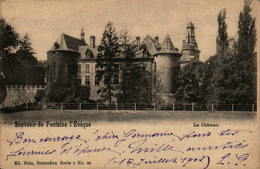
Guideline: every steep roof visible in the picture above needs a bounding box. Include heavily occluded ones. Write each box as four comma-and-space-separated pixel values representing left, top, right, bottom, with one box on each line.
158, 35, 179, 54
136, 35, 157, 57
49, 33, 86, 52
144, 36, 157, 55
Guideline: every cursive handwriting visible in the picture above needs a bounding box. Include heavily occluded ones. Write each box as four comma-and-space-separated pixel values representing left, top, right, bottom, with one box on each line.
7, 132, 88, 146
6, 147, 56, 161
105, 155, 211, 169
4, 128, 253, 169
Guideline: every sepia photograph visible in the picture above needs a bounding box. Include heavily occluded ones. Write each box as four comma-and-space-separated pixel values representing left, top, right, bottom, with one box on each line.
0, 0, 259, 168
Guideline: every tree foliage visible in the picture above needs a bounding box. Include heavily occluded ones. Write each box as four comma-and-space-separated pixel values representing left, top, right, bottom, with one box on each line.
0, 19, 18, 53
205, 0, 256, 105
235, 0, 256, 104
216, 9, 229, 57
210, 9, 230, 104
45, 81, 80, 103
0, 19, 45, 85
175, 61, 207, 104
0, 19, 45, 105
96, 22, 120, 104
116, 29, 152, 105
237, 0, 256, 59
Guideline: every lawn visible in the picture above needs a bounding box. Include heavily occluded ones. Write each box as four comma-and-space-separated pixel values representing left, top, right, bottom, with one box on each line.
0, 109, 256, 124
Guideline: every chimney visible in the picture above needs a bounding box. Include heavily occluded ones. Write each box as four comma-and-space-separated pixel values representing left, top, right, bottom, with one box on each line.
136, 36, 140, 49
90, 35, 96, 48
154, 36, 159, 44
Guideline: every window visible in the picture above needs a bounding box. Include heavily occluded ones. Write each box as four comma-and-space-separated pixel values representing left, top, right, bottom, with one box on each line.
85, 49, 94, 58
85, 75, 91, 86
95, 74, 99, 85
85, 64, 90, 73
77, 64, 81, 73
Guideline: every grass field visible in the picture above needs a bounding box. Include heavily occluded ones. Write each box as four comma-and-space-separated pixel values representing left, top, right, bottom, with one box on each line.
0, 109, 256, 124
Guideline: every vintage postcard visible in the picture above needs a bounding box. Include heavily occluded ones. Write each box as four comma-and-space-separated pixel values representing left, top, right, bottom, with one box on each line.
0, 0, 259, 168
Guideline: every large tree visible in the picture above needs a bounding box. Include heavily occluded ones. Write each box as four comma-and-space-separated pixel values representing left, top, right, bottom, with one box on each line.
0, 19, 19, 54
0, 19, 45, 85
235, 0, 256, 104
116, 29, 152, 105
205, 0, 256, 105
96, 22, 120, 104
210, 9, 230, 104
0, 19, 19, 105
117, 28, 134, 105
0, 19, 46, 106
175, 61, 207, 104
16, 34, 45, 85
216, 9, 229, 57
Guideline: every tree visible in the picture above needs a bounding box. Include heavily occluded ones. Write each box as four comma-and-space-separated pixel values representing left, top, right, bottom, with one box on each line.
0, 19, 19, 54
175, 61, 207, 104
117, 28, 134, 105
45, 81, 77, 103
0, 19, 45, 85
115, 28, 153, 105
235, 0, 256, 104
0, 18, 46, 106
206, 0, 256, 105
0, 19, 19, 105
96, 22, 120, 104
210, 9, 230, 104
216, 9, 229, 57
118, 63, 152, 105
16, 34, 45, 85
237, 0, 256, 59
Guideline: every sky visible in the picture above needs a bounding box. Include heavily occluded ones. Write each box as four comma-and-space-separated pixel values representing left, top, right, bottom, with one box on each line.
1, 0, 258, 61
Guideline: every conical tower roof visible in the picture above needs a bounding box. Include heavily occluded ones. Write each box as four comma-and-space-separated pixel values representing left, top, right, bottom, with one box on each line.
157, 35, 178, 54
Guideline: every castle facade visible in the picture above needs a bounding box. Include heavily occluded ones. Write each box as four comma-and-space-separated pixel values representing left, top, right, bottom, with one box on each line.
47, 23, 200, 104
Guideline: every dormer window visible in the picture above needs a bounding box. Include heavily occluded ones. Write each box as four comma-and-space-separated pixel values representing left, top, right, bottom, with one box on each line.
85, 49, 94, 58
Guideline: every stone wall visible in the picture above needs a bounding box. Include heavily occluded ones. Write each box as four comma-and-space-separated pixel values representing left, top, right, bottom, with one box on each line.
3, 85, 45, 107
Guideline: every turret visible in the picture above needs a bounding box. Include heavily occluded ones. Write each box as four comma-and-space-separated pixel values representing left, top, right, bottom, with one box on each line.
185, 22, 197, 44
154, 34, 181, 104
180, 22, 200, 67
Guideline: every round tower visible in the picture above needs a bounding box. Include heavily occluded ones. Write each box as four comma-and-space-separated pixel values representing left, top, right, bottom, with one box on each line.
47, 49, 79, 85
46, 34, 85, 85
154, 35, 181, 104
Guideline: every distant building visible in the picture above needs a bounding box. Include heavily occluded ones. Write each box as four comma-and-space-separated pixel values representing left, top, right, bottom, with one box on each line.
46, 22, 200, 103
